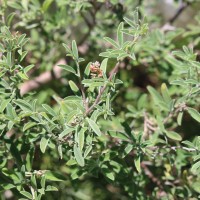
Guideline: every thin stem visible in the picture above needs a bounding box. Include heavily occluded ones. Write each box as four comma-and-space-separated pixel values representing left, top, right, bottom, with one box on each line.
75, 61, 88, 111
169, 1, 189, 24
85, 61, 121, 115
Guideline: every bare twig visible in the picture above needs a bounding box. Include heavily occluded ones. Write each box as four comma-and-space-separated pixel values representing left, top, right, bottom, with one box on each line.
169, 1, 189, 24
20, 59, 66, 95
161, 1, 190, 31
141, 162, 163, 189
85, 62, 121, 115
79, 3, 102, 46
163, 102, 187, 124
143, 111, 157, 138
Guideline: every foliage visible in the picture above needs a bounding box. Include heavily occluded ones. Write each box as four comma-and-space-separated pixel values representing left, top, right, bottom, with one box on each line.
0, 0, 200, 199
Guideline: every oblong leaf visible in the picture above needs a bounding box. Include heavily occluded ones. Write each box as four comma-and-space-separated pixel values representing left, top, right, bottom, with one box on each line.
104, 37, 119, 48
69, 80, 79, 93
187, 108, 200, 123
87, 118, 101, 136
40, 137, 49, 153
58, 64, 76, 74
165, 131, 182, 141
72, 40, 78, 60
73, 144, 85, 166
42, 104, 56, 117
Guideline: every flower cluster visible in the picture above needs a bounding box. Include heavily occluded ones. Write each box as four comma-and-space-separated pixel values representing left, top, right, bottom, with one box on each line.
90, 61, 103, 78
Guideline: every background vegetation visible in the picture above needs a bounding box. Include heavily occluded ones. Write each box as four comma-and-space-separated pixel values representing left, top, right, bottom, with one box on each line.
0, 0, 200, 199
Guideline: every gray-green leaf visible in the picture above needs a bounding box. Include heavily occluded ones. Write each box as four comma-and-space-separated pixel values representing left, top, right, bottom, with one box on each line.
87, 118, 101, 136
40, 137, 49, 153
73, 144, 85, 166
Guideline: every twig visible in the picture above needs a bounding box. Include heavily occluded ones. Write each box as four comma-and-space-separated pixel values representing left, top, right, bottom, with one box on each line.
141, 162, 163, 189
79, 3, 102, 46
20, 59, 66, 95
85, 62, 121, 115
169, 1, 189, 24
80, 12, 93, 29
148, 145, 197, 153
161, 1, 189, 31
163, 103, 187, 124
143, 111, 148, 138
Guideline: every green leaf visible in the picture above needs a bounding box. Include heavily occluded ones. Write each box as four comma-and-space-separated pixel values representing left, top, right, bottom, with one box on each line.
42, 0, 53, 12
40, 137, 49, 153
20, 191, 32, 199
194, 155, 200, 161
117, 22, 124, 47
23, 122, 37, 132
40, 176, 46, 190
14, 99, 33, 112
165, 131, 182, 141
147, 86, 169, 111
134, 155, 141, 173
24, 64, 34, 74
7, 52, 12, 67
69, 80, 79, 93
108, 131, 129, 141
25, 147, 34, 171
161, 83, 171, 103
17, 33, 26, 44
137, 94, 147, 110
6, 12, 16, 26
72, 40, 78, 60
21, 0, 29, 10
57, 64, 76, 74
8, 1, 22, 9
84, 62, 91, 77
123, 17, 136, 27
84, 146, 92, 158
187, 108, 200, 123
87, 118, 101, 136
118, 53, 129, 60
59, 128, 74, 139
99, 51, 112, 58
157, 116, 165, 132
100, 58, 108, 73
147, 86, 163, 103
182, 140, 195, 148
177, 112, 183, 126
62, 43, 71, 53
104, 171, 115, 181
64, 96, 82, 101
58, 145, 63, 159
0, 99, 11, 113
31, 175, 37, 188
42, 104, 56, 117
73, 144, 85, 166
79, 127, 87, 151
66, 159, 77, 166
0, 183, 15, 190
46, 185, 58, 191
191, 161, 200, 173
44, 171, 65, 181
104, 37, 119, 48
18, 71, 29, 80
123, 144, 133, 158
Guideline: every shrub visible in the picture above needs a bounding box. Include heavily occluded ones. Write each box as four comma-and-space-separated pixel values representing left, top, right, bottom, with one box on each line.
0, 1, 199, 199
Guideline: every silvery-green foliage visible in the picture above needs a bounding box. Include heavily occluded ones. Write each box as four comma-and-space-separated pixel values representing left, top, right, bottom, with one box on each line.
0, 2, 200, 199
